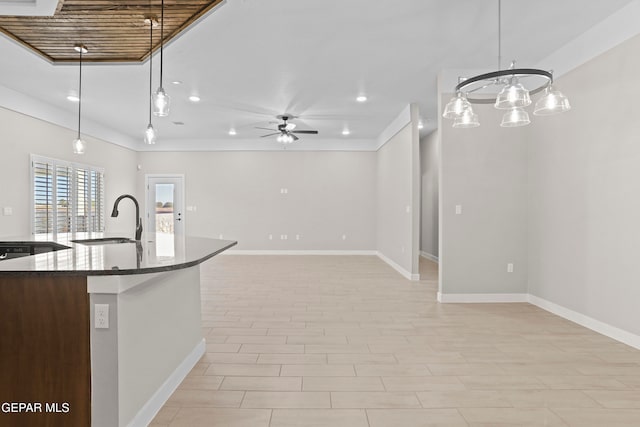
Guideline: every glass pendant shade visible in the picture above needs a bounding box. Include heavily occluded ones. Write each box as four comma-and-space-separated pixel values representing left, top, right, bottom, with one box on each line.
153, 87, 171, 117
72, 138, 86, 154
500, 107, 530, 127
495, 79, 531, 109
534, 86, 571, 115
443, 92, 471, 119
144, 124, 157, 145
452, 108, 480, 128
277, 133, 294, 144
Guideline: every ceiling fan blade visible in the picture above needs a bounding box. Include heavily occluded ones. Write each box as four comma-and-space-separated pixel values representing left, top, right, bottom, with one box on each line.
255, 127, 277, 131
292, 130, 318, 134
260, 133, 280, 138
291, 134, 299, 141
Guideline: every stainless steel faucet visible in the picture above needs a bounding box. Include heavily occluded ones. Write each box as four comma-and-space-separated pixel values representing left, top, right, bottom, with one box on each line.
111, 194, 143, 241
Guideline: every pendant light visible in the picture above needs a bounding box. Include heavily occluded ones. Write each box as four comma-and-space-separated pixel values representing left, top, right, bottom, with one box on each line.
144, 17, 157, 144
152, 0, 170, 117
72, 44, 87, 154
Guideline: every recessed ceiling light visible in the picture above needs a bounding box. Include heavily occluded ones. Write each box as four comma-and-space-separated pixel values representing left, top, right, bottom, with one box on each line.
418, 121, 424, 129
66, 95, 79, 102
228, 129, 237, 136
188, 95, 201, 102
342, 129, 351, 136
356, 95, 368, 103
171, 80, 183, 85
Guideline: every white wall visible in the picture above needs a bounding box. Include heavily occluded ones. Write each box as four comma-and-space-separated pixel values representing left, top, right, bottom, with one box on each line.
420, 130, 439, 259
527, 32, 640, 336
137, 150, 377, 251
0, 107, 138, 238
375, 106, 420, 279
439, 98, 528, 295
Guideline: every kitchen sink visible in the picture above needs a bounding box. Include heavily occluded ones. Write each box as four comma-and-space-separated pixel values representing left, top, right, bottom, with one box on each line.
71, 237, 136, 245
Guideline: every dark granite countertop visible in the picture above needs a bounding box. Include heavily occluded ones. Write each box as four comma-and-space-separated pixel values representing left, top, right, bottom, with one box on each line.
0, 233, 237, 276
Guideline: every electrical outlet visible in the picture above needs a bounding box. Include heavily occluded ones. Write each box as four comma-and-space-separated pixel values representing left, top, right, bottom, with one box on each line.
342, 234, 347, 240
219, 234, 224, 239
268, 234, 273, 240
95, 304, 109, 329
455, 205, 462, 215
507, 263, 514, 273
296, 234, 300, 240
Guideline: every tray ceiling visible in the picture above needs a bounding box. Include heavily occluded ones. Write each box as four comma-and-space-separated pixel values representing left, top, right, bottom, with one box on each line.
0, 0, 224, 62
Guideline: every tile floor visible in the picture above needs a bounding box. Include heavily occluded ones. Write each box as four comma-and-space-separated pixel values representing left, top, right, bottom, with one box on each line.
151, 255, 640, 426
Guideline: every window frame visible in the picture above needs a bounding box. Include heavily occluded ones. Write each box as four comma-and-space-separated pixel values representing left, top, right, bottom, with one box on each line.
30, 154, 106, 238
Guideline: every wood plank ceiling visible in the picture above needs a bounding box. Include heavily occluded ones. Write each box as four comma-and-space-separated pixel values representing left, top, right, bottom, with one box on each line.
0, 0, 224, 62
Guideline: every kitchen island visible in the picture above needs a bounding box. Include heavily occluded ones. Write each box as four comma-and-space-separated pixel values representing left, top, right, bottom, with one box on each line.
0, 234, 236, 427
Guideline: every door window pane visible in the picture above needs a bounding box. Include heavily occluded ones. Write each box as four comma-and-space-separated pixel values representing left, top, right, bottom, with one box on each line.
155, 184, 175, 234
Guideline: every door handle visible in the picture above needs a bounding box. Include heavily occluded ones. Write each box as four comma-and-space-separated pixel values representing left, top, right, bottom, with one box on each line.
176, 212, 182, 221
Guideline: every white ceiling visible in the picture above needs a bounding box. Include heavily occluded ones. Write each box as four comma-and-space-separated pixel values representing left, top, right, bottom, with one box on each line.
0, 0, 57, 16
0, 0, 637, 151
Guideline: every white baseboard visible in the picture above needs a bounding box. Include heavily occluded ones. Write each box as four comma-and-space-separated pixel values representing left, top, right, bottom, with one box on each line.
436, 292, 640, 350
437, 292, 528, 303
528, 295, 640, 351
224, 250, 377, 256
128, 338, 205, 427
376, 251, 420, 281
420, 251, 439, 263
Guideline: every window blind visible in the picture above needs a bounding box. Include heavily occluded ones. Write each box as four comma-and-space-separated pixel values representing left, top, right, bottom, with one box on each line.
31, 156, 105, 237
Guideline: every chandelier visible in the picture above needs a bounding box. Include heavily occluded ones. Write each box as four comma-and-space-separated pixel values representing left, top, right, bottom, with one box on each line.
443, 0, 571, 128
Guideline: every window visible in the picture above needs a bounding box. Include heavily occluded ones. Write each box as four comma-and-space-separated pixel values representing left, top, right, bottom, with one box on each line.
32, 155, 105, 237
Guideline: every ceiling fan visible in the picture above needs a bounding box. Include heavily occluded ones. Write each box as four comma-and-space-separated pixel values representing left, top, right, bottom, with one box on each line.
256, 114, 319, 143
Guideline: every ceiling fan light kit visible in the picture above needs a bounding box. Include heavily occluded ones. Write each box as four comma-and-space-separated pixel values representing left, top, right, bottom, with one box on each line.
257, 114, 319, 144
443, 0, 571, 128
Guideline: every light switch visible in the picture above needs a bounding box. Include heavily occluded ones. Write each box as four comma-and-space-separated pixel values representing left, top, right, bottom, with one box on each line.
3, 207, 12, 216
455, 205, 462, 215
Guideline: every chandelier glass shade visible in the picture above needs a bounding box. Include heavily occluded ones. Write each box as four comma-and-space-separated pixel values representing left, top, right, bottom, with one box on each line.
500, 107, 530, 128
494, 78, 531, 109
453, 109, 480, 128
443, 92, 473, 119
534, 85, 571, 115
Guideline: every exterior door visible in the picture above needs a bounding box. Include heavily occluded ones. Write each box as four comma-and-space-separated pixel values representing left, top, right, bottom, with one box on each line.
146, 175, 185, 239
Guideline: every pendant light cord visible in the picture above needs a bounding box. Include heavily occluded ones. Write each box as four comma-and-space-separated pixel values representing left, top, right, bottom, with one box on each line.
78, 47, 82, 139
149, 19, 153, 123
160, 0, 164, 89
